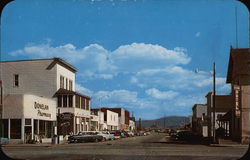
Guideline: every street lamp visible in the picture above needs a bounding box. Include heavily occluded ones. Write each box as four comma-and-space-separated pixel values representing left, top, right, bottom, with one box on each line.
195, 62, 216, 143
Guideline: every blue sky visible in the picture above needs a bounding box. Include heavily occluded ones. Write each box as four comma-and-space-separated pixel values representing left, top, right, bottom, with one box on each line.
2, 0, 249, 120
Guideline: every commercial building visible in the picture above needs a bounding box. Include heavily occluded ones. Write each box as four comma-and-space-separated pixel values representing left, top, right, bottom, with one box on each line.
129, 117, 136, 131
192, 104, 208, 137
100, 108, 119, 130
106, 108, 130, 130
206, 92, 233, 138
91, 109, 106, 131
0, 58, 91, 143
222, 48, 250, 144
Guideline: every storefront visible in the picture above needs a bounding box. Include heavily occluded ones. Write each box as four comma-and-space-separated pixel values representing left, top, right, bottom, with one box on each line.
2, 94, 57, 143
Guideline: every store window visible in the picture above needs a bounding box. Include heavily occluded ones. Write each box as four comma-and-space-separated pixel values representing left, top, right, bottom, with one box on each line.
13, 74, 19, 87
0, 119, 8, 138
34, 119, 38, 135
10, 119, 21, 139
39, 120, 52, 138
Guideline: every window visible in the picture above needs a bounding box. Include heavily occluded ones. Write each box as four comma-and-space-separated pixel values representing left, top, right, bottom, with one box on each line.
75, 95, 80, 108
81, 97, 85, 109
57, 95, 62, 107
13, 74, 19, 87
63, 95, 68, 107
86, 99, 90, 110
60, 76, 64, 89
69, 80, 73, 91
66, 78, 68, 90
68, 95, 73, 107
10, 119, 21, 139
25, 119, 31, 126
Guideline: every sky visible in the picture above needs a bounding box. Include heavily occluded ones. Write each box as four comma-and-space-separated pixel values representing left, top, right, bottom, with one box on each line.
1, 0, 249, 120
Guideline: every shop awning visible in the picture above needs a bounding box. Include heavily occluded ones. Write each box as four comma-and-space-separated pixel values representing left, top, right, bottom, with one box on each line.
218, 110, 232, 122
54, 88, 91, 99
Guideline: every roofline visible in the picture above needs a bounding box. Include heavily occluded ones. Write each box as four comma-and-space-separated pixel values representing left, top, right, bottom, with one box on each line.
1, 57, 77, 73
0, 58, 55, 63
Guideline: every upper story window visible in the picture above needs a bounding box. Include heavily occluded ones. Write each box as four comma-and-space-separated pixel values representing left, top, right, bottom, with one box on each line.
66, 78, 68, 90
75, 95, 80, 108
13, 74, 19, 87
68, 95, 73, 107
81, 97, 85, 109
60, 76, 64, 89
58, 95, 62, 107
86, 99, 90, 110
69, 80, 73, 91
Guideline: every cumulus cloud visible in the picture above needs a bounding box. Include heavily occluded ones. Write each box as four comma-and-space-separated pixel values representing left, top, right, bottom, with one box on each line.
146, 88, 179, 100
9, 41, 230, 118
75, 83, 93, 96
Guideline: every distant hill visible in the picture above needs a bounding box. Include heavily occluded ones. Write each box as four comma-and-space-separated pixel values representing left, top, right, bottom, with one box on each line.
137, 116, 190, 128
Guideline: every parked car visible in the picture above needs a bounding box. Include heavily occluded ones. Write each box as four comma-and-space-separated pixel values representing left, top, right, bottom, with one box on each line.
110, 130, 125, 139
68, 131, 104, 143
170, 130, 202, 142
99, 131, 115, 141
122, 130, 130, 137
127, 131, 135, 137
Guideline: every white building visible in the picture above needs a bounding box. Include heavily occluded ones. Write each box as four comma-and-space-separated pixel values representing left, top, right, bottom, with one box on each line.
192, 104, 208, 137
129, 119, 136, 131
0, 58, 91, 143
100, 108, 119, 130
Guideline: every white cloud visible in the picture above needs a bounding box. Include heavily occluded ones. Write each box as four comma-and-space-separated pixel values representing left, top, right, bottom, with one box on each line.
75, 83, 93, 96
195, 32, 201, 37
110, 43, 191, 72
9, 41, 230, 118
146, 88, 179, 100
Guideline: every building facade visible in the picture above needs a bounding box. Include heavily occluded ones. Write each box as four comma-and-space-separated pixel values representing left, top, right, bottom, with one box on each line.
206, 92, 233, 139
100, 108, 119, 130
225, 48, 250, 144
192, 104, 207, 137
0, 58, 91, 143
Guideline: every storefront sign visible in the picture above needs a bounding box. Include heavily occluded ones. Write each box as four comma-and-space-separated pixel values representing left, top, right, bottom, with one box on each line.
59, 113, 74, 120
34, 102, 51, 118
34, 102, 49, 110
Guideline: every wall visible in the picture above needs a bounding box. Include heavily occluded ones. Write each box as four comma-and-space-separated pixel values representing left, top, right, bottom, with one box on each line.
106, 110, 118, 127
56, 64, 75, 91
23, 94, 57, 121
3, 94, 23, 119
240, 85, 250, 144
2, 60, 57, 98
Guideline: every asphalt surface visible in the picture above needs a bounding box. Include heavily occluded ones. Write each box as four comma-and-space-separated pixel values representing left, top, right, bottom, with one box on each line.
1, 133, 249, 160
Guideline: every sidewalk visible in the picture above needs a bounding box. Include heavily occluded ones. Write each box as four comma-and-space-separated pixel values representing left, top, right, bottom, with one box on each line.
1, 141, 68, 148
209, 143, 248, 148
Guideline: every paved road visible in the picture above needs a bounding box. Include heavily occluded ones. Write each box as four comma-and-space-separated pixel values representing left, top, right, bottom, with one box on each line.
2, 133, 249, 160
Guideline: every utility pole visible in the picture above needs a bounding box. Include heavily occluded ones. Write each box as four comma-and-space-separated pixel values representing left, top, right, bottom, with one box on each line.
213, 62, 216, 143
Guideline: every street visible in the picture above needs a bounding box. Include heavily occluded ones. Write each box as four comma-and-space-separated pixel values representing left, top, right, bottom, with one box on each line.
1, 133, 248, 160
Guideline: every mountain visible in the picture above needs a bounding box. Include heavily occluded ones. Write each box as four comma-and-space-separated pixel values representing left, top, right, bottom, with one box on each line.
137, 116, 190, 128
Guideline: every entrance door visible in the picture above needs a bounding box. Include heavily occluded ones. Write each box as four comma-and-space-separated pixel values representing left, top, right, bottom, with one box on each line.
24, 126, 32, 143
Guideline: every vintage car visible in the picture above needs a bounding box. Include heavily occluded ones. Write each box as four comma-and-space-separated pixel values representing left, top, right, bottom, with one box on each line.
68, 131, 104, 143
99, 131, 115, 140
